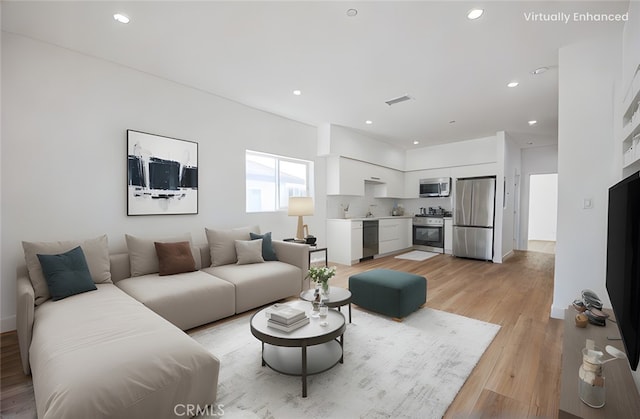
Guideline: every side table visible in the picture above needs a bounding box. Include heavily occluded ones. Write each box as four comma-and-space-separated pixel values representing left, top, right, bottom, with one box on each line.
308, 247, 328, 267
300, 286, 352, 323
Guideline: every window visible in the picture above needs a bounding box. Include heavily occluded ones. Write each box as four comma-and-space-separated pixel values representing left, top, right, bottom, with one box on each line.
246, 150, 313, 212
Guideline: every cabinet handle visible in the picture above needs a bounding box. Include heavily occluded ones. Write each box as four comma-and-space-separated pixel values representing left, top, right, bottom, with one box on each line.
370, 176, 381, 180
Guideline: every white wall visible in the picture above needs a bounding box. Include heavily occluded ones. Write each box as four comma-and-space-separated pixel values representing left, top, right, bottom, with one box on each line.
528, 174, 558, 241
318, 124, 405, 171
0, 33, 322, 332
501, 133, 522, 259
552, 34, 621, 319
519, 145, 558, 249
404, 136, 497, 171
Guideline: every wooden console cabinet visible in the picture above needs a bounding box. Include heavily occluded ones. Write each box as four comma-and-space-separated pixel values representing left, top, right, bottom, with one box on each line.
559, 308, 640, 418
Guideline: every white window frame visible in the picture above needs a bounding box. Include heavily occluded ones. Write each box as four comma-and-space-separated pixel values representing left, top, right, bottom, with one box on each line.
245, 150, 314, 213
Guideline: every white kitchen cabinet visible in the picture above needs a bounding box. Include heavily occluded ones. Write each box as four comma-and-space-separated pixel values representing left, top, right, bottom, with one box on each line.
351, 221, 363, 262
444, 218, 453, 254
326, 219, 362, 265
373, 167, 405, 198
326, 156, 405, 197
378, 218, 412, 254
326, 156, 366, 196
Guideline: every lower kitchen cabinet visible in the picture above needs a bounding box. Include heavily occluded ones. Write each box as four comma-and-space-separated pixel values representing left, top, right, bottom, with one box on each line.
379, 218, 412, 255
444, 218, 453, 254
327, 219, 362, 266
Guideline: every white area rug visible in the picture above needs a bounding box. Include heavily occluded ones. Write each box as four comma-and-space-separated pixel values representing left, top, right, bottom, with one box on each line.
191, 307, 500, 418
394, 250, 441, 261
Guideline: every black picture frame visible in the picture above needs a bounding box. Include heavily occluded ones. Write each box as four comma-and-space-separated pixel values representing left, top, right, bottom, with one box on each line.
127, 129, 198, 215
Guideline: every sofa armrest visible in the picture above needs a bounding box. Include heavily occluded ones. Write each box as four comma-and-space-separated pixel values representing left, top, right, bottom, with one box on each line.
272, 241, 310, 289
16, 274, 34, 375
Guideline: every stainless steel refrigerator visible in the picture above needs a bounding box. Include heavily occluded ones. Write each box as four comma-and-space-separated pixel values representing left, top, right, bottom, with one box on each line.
453, 177, 496, 261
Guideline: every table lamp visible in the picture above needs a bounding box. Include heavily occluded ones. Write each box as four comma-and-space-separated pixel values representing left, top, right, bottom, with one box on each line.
288, 196, 314, 240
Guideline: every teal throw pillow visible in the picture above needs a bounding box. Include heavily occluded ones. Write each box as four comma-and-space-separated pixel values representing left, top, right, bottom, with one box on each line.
37, 246, 97, 301
250, 232, 278, 261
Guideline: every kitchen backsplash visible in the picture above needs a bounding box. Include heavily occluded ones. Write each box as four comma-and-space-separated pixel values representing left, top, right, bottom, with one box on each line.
326, 185, 452, 219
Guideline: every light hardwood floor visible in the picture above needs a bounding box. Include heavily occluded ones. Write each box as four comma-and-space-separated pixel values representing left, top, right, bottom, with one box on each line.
1, 250, 560, 418
528, 240, 556, 254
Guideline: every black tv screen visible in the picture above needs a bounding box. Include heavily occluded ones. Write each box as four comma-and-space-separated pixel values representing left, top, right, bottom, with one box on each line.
606, 170, 640, 370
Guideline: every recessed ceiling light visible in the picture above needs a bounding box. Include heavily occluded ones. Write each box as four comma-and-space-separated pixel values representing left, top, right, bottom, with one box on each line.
507, 81, 519, 88
531, 66, 549, 75
346, 8, 358, 17
365, 120, 373, 125
467, 9, 484, 20
293, 90, 302, 96
528, 120, 537, 126
413, 140, 420, 145
113, 13, 130, 24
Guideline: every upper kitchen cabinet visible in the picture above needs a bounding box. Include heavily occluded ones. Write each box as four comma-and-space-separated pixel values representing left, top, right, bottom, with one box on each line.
326, 156, 405, 197
326, 156, 366, 196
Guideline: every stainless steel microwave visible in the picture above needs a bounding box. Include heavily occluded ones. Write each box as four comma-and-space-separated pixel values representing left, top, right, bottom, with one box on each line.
419, 177, 451, 197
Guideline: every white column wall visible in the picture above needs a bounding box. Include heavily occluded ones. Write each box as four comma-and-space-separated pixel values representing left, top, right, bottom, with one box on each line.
552, 34, 621, 319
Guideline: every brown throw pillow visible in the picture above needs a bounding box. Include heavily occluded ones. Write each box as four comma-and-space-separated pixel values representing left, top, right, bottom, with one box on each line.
154, 241, 196, 276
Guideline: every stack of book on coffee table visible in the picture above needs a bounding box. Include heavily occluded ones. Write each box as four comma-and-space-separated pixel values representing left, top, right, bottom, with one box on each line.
267, 305, 309, 332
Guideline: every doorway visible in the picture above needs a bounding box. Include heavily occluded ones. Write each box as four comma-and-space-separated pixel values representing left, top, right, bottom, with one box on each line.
528, 173, 558, 254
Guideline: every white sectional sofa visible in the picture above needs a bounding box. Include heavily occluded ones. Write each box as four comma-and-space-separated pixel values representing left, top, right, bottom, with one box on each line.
16, 227, 310, 419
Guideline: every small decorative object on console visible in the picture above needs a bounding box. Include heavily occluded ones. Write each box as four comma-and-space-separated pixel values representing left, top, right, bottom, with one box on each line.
572, 289, 609, 326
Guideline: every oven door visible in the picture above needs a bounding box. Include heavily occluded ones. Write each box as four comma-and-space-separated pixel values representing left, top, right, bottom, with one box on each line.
413, 224, 444, 248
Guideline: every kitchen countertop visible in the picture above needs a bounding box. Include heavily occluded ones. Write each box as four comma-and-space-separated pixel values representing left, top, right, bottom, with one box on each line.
327, 215, 413, 221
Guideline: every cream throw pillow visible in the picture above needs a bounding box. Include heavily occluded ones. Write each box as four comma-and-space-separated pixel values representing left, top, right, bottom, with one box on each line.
22, 234, 111, 306
125, 233, 192, 277
205, 225, 260, 267
235, 239, 265, 265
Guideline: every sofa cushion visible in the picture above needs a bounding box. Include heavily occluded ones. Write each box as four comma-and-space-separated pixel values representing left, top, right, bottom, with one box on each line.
235, 239, 265, 265
125, 233, 192, 277
204, 261, 302, 313
205, 225, 260, 267
37, 246, 97, 301
250, 231, 278, 261
154, 241, 196, 276
116, 271, 236, 330
30, 284, 219, 419
22, 234, 111, 305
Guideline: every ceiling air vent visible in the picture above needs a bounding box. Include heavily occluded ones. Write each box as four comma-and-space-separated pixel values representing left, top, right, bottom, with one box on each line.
385, 94, 414, 106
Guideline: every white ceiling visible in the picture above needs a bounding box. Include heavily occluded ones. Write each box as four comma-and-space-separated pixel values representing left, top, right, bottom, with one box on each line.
1, 1, 630, 149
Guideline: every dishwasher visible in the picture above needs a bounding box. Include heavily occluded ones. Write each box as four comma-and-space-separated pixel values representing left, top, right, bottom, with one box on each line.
362, 220, 379, 260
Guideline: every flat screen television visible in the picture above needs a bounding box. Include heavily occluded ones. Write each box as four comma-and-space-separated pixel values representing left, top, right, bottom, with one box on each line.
606, 170, 640, 370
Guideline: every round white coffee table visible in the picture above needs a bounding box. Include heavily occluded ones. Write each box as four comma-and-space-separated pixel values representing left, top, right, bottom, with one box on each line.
250, 300, 346, 397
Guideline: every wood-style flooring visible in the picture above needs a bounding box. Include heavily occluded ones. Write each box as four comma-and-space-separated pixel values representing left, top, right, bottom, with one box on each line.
1, 249, 560, 418
528, 240, 556, 254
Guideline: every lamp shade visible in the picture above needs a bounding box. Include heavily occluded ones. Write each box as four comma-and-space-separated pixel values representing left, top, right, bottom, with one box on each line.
288, 197, 314, 216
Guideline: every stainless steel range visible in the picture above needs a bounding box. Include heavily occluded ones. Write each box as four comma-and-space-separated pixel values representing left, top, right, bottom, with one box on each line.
413, 215, 444, 253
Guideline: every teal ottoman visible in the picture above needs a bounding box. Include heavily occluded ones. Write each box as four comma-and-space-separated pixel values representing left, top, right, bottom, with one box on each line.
349, 269, 427, 319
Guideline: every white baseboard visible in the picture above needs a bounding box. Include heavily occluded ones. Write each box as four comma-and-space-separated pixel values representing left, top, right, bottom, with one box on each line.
502, 250, 515, 261
1, 315, 16, 333
550, 305, 565, 320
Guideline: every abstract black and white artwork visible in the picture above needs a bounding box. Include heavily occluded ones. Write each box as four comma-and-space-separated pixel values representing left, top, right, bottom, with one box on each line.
127, 130, 198, 215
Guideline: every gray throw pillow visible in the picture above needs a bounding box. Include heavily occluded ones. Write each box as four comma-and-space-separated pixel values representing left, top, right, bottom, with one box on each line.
205, 225, 260, 266
235, 239, 265, 265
